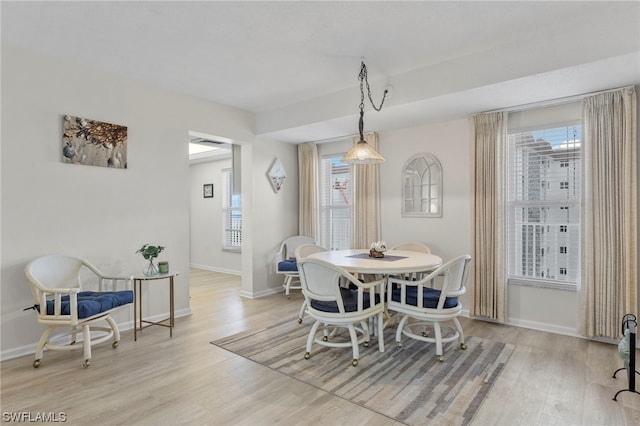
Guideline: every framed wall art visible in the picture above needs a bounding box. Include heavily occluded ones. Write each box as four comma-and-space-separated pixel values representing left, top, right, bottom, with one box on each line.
267, 158, 287, 193
203, 184, 214, 198
62, 115, 127, 169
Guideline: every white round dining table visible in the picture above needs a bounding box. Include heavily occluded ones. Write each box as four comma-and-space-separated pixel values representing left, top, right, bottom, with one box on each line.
307, 249, 442, 275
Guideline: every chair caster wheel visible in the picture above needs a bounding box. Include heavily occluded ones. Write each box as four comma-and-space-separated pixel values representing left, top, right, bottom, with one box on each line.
397, 343, 403, 348
304, 352, 311, 360
112, 341, 119, 348
438, 356, 444, 362
364, 341, 369, 347
422, 332, 428, 337
352, 359, 358, 367
83, 360, 90, 368
33, 359, 41, 368
322, 336, 328, 342
297, 318, 302, 324
460, 343, 467, 350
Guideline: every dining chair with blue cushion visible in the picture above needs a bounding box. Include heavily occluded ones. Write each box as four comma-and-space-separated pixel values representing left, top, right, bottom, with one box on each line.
275, 235, 316, 297
24, 255, 133, 368
294, 243, 328, 323
387, 254, 471, 361
298, 257, 386, 366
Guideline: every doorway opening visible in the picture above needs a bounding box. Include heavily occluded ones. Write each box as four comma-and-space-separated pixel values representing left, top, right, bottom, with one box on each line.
188, 130, 242, 277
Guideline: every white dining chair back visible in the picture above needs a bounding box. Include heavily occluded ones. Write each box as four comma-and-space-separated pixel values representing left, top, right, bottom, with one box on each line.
275, 236, 316, 297
294, 244, 328, 323
387, 254, 471, 361
390, 241, 433, 280
298, 257, 386, 366
390, 241, 432, 254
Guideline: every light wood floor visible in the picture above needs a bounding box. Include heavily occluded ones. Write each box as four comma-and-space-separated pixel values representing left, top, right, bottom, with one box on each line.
1, 269, 638, 425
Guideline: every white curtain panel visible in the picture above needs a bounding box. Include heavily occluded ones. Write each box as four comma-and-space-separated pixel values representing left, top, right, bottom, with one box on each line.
298, 143, 319, 239
470, 112, 507, 323
580, 86, 638, 339
351, 132, 381, 249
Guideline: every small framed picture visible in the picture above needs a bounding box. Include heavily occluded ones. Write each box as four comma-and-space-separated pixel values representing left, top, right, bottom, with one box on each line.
203, 184, 214, 198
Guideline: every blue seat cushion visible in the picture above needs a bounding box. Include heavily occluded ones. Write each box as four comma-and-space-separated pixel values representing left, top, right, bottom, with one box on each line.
278, 259, 298, 272
42, 291, 133, 319
311, 287, 380, 313
391, 286, 458, 309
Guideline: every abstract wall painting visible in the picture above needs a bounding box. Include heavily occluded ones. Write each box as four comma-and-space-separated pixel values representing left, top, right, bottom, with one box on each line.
62, 115, 127, 168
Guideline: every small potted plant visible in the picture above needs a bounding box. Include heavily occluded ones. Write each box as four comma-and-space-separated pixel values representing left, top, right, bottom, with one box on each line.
136, 244, 165, 276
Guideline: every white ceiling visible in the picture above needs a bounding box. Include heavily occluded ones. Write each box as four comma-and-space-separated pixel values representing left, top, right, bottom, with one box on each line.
2, 1, 639, 143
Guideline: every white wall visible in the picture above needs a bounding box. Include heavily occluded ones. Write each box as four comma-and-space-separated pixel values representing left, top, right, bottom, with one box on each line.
0, 44, 297, 359
243, 141, 299, 298
189, 158, 241, 274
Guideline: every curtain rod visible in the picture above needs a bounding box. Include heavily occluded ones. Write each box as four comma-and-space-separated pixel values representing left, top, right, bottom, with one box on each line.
483, 85, 635, 114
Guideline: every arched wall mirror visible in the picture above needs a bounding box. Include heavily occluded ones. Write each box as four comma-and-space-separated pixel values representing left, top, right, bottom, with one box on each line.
402, 152, 443, 218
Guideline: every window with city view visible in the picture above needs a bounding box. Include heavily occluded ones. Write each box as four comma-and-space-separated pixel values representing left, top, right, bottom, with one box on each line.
319, 154, 352, 250
507, 122, 581, 290
222, 168, 242, 251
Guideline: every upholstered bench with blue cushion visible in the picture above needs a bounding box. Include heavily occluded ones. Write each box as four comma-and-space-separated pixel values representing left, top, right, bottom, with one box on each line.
42, 291, 133, 319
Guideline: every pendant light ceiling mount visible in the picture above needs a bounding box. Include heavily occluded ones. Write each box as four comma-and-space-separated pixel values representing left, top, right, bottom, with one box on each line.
341, 60, 389, 165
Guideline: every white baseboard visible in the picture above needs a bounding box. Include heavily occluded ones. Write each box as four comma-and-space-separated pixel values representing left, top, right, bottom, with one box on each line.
0, 308, 193, 362
239, 286, 283, 299
189, 263, 241, 276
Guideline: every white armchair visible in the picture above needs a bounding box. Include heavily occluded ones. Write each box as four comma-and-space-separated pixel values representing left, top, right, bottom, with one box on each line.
387, 254, 471, 361
294, 243, 328, 323
298, 257, 386, 367
275, 236, 316, 297
24, 255, 133, 368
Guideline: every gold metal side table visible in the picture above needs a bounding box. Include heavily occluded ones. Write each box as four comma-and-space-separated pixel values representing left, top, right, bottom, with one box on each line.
132, 271, 179, 341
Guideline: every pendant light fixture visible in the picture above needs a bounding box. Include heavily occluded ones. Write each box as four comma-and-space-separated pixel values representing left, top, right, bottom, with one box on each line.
342, 61, 389, 164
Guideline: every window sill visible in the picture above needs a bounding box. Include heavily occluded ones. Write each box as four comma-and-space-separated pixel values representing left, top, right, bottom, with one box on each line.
222, 248, 241, 254
508, 277, 577, 292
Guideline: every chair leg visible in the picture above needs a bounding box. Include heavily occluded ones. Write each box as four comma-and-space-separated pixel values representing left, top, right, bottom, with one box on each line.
284, 275, 292, 297
35, 326, 55, 361
377, 312, 385, 353
452, 317, 467, 349
396, 315, 410, 347
105, 315, 120, 347
305, 320, 322, 358
347, 324, 360, 365
433, 321, 443, 359
82, 324, 91, 368
297, 300, 307, 323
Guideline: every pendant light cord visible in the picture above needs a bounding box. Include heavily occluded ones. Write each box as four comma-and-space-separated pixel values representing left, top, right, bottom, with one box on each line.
358, 61, 388, 141
359, 61, 388, 112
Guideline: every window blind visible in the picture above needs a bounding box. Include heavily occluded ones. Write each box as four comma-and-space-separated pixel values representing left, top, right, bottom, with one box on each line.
222, 168, 242, 250
507, 122, 581, 289
319, 155, 351, 250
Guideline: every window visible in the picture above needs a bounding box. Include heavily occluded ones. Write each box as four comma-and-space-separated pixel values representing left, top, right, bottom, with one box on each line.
222, 168, 241, 251
319, 154, 352, 250
507, 121, 581, 290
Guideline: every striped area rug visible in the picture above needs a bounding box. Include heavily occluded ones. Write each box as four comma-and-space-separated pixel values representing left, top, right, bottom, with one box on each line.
211, 318, 514, 425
